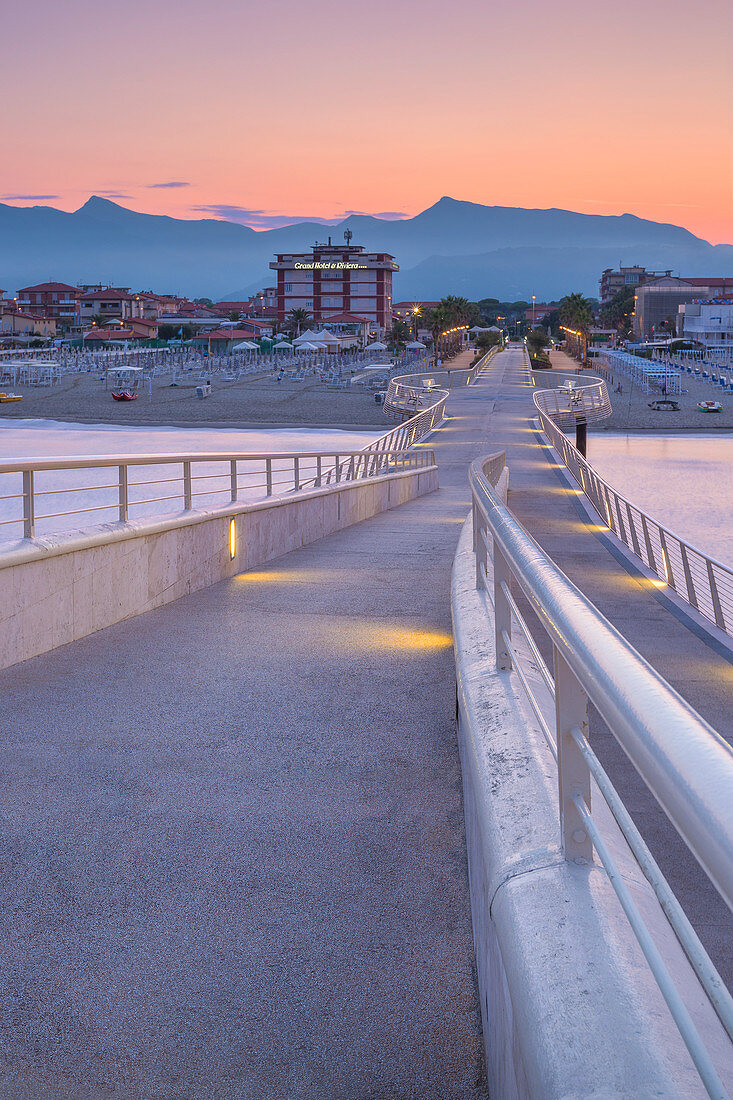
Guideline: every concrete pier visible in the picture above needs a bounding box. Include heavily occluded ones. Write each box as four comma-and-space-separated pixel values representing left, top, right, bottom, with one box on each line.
0, 345, 730, 1095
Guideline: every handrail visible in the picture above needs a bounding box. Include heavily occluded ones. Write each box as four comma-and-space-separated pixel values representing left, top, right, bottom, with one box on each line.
530, 367, 612, 427
0, 448, 435, 541
532, 369, 733, 636
0, 346, 495, 545
470, 450, 733, 1096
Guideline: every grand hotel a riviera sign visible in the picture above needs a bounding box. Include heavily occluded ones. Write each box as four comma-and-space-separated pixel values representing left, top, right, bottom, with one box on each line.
293, 261, 368, 270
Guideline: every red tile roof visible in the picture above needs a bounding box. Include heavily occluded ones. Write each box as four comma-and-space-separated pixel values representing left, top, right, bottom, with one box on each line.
320, 311, 370, 323
81, 289, 135, 301
18, 282, 79, 293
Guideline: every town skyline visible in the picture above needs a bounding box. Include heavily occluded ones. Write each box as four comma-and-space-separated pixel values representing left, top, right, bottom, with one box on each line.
2, 0, 731, 243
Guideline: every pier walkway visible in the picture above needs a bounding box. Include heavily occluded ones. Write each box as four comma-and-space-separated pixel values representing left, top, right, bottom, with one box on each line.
1, 346, 731, 1096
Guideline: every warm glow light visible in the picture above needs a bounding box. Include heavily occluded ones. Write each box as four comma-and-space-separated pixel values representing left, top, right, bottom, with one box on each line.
229, 517, 237, 559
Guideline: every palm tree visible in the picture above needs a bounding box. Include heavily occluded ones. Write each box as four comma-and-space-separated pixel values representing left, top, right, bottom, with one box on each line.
559, 292, 594, 365
287, 308, 311, 337
425, 304, 452, 366
559, 292, 594, 330
389, 318, 411, 353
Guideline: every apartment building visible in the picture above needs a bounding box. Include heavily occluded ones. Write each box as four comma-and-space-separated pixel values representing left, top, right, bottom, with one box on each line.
270, 238, 397, 331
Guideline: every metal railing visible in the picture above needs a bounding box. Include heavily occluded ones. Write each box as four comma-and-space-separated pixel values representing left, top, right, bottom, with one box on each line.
531, 367, 612, 428
0, 448, 435, 541
470, 450, 733, 1098
532, 371, 733, 636
0, 345, 494, 544
381, 346, 496, 424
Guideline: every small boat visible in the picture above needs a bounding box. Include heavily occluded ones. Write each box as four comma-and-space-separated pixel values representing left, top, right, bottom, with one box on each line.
112, 390, 138, 402
697, 400, 722, 412
0, 392, 22, 403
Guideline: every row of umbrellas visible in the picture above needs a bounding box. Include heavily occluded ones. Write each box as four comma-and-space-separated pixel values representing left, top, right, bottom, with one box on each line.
230, 329, 428, 354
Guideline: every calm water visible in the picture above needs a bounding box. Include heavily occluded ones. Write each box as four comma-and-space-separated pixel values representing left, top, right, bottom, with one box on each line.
0, 420, 378, 543
587, 433, 733, 567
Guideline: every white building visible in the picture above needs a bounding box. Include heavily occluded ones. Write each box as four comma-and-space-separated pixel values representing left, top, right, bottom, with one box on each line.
678, 300, 733, 348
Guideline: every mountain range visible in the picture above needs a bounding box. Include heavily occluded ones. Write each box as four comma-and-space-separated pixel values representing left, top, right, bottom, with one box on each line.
1, 195, 731, 301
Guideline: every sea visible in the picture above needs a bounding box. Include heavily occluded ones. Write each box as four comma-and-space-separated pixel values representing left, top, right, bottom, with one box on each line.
0, 419, 379, 542
587, 432, 733, 568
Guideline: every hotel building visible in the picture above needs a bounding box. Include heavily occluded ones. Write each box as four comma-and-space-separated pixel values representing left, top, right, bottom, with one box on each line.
270, 238, 397, 332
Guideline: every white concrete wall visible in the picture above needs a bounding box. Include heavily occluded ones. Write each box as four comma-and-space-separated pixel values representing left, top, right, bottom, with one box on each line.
0, 467, 436, 671
451, 515, 732, 1098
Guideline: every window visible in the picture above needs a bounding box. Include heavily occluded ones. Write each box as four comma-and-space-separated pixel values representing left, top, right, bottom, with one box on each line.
285, 283, 293, 292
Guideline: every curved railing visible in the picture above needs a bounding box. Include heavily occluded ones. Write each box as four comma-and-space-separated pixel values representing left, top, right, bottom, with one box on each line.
382, 346, 497, 423
531, 367, 612, 428
470, 450, 733, 1096
532, 368, 733, 635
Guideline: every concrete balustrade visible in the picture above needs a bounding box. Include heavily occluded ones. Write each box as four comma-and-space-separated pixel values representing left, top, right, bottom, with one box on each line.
0, 465, 436, 670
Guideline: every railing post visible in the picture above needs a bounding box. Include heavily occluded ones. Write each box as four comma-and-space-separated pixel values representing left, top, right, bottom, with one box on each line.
315, 456, 322, 487
183, 460, 192, 510
230, 459, 237, 503
493, 544, 512, 671
641, 513, 657, 571
293, 456, 300, 492
659, 530, 675, 589
678, 545, 697, 610
266, 458, 273, 497
22, 469, 35, 539
554, 646, 593, 861
118, 464, 129, 522
625, 502, 641, 558
707, 560, 726, 631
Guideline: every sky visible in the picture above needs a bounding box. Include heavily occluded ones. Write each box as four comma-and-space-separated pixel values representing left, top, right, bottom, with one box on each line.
1, 0, 732, 242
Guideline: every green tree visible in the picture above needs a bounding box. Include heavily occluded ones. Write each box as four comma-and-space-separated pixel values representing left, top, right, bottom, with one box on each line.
389, 317, 411, 351
287, 308, 310, 336
559, 292, 594, 330
599, 286, 635, 337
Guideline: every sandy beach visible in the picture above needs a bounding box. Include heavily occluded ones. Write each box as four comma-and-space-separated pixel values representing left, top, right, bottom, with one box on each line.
548, 348, 733, 431
3, 347, 731, 434
0, 369, 390, 430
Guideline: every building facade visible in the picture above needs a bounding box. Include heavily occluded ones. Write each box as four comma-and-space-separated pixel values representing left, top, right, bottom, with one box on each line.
599, 266, 672, 306
678, 300, 733, 348
0, 309, 56, 337
270, 239, 397, 332
633, 277, 733, 338
79, 289, 144, 323
16, 282, 80, 324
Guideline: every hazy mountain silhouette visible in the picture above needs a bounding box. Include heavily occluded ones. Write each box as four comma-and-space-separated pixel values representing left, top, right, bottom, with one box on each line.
1, 195, 731, 300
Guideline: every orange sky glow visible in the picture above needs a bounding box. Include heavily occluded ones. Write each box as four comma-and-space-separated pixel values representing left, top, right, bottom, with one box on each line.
2, 0, 732, 242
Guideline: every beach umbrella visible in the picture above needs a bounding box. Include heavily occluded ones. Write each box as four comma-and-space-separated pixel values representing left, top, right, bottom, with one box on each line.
406, 340, 426, 349
274, 340, 293, 349
367, 340, 388, 351
233, 340, 259, 350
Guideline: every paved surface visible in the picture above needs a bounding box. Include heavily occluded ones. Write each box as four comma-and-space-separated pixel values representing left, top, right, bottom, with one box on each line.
0, 349, 490, 1100
2, 344, 731, 1097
